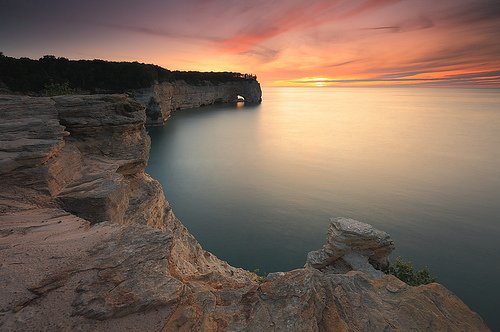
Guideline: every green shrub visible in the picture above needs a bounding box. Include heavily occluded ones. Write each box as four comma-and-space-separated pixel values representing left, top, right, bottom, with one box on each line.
42, 82, 75, 96
251, 268, 266, 283
386, 257, 436, 286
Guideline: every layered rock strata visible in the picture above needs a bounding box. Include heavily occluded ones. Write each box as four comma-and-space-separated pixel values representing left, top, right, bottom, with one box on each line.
131, 80, 262, 125
0, 94, 489, 331
306, 217, 395, 277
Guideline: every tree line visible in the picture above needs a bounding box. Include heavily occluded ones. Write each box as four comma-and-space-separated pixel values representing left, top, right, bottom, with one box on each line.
0, 53, 257, 95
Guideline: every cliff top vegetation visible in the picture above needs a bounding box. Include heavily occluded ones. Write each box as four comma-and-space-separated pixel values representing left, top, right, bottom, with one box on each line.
0, 53, 258, 95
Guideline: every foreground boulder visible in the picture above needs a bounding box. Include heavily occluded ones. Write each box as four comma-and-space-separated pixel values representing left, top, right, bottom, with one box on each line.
306, 217, 395, 277
0, 95, 490, 331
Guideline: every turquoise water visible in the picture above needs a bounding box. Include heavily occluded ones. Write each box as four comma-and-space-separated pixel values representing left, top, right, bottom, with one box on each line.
146, 87, 500, 329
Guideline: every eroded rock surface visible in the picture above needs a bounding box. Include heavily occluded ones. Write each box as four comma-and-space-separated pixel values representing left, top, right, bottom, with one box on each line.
132, 80, 262, 124
306, 217, 395, 277
0, 94, 490, 331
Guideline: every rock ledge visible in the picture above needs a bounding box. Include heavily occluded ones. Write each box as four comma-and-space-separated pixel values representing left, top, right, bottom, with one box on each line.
306, 217, 395, 277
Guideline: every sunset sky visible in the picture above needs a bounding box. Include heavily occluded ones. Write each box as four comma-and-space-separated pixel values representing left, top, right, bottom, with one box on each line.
1, 0, 499, 87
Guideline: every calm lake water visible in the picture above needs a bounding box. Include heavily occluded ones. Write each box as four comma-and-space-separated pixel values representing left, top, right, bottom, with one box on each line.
147, 87, 500, 329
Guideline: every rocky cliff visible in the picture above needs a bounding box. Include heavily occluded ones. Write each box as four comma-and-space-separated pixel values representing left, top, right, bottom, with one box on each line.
0, 94, 489, 331
131, 80, 262, 125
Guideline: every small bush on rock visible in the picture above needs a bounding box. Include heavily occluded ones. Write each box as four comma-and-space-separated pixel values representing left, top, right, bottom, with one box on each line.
43, 82, 75, 96
251, 268, 266, 283
386, 257, 436, 286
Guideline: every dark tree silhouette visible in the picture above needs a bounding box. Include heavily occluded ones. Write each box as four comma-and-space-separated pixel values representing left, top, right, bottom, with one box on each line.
0, 54, 257, 95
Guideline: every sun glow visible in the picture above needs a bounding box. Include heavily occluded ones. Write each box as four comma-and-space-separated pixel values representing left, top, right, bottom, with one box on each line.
312, 78, 329, 87
3, 1, 498, 88
271, 77, 336, 87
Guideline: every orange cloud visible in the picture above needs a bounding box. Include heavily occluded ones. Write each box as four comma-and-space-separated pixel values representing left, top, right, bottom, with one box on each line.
218, 0, 402, 54
1, 0, 499, 87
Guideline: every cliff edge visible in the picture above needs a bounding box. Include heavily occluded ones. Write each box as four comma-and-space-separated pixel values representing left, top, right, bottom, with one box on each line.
0, 94, 489, 331
132, 79, 262, 125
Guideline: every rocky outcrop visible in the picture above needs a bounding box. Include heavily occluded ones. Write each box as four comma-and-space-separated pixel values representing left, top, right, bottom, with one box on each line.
0, 94, 257, 331
306, 217, 395, 277
131, 79, 262, 125
0, 94, 490, 331
53, 95, 152, 225
0, 95, 76, 196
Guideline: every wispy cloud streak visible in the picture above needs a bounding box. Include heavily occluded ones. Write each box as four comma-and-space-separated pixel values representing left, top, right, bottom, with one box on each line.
1, 0, 499, 86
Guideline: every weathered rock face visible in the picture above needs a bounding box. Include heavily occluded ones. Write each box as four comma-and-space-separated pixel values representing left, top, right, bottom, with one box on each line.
306, 217, 395, 277
0, 94, 257, 331
0, 94, 490, 331
53, 95, 152, 225
132, 79, 262, 124
0, 96, 77, 196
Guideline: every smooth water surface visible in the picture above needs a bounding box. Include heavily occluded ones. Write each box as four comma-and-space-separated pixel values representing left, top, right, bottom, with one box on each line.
147, 87, 500, 328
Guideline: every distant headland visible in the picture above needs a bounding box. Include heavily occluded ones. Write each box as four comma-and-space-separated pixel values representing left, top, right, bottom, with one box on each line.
0, 53, 262, 125
0, 53, 257, 95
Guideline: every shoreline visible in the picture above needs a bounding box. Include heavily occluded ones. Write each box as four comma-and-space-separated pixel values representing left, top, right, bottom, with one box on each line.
0, 90, 490, 331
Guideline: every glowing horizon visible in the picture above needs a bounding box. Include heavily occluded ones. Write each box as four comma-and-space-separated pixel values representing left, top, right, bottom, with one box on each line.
1, 0, 499, 87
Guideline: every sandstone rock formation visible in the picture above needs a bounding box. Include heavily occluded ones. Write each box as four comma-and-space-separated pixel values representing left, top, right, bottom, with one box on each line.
0, 94, 490, 331
306, 217, 395, 277
132, 80, 262, 125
